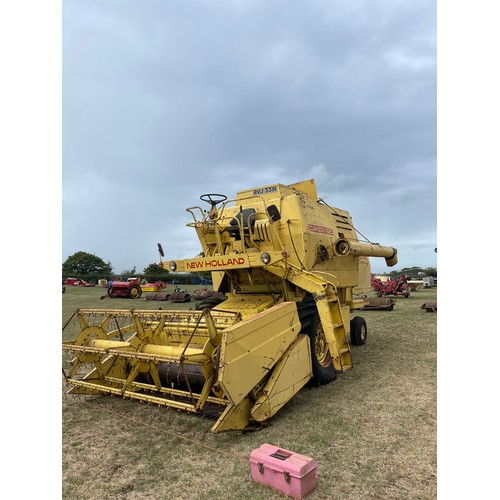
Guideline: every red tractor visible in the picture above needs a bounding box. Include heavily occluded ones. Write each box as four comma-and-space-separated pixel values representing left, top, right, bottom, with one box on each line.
371, 274, 410, 298
107, 278, 142, 299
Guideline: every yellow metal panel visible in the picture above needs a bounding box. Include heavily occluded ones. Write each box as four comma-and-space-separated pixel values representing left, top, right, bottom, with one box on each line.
214, 294, 276, 319
251, 334, 312, 422
287, 179, 318, 201
339, 304, 351, 334
210, 397, 252, 433
218, 302, 301, 406
353, 255, 372, 295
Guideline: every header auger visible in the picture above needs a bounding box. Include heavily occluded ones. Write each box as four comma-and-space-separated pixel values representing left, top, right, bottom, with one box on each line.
63, 179, 397, 432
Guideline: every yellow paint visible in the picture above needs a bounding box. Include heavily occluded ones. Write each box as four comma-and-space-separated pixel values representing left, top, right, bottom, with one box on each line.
218, 302, 301, 406
63, 179, 397, 431
251, 334, 312, 422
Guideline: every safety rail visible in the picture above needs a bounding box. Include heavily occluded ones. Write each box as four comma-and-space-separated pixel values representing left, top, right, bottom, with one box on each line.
184, 195, 286, 256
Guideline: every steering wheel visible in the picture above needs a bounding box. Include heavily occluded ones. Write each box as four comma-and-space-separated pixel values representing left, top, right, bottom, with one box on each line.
200, 193, 227, 208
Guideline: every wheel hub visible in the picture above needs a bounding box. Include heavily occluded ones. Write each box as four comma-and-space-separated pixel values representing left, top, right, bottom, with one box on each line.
314, 325, 332, 368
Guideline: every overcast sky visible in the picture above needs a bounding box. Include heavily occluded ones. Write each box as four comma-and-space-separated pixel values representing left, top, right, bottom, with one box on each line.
62, 0, 436, 275
5, 2, 498, 494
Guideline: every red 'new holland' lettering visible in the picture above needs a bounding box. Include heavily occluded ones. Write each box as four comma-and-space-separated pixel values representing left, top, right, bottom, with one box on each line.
186, 257, 245, 269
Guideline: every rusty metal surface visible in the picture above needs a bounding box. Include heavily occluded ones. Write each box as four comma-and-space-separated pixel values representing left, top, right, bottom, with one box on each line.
169, 291, 192, 302
407, 281, 424, 292
192, 288, 211, 300
421, 301, 437, 312
362, 297, 396, 311
144, 292, 171, 301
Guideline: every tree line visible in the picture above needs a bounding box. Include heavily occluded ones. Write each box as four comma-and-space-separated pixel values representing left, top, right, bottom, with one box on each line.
62, 251, 173, 284
386, 266, 437, 280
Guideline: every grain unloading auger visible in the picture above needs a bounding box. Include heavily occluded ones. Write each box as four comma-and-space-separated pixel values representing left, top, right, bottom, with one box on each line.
63, 179, 397, 432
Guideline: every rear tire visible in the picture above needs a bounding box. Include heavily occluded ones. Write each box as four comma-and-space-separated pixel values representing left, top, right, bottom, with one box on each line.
129, 284, 142, 299
350, 316, 367, 346
297, 297, 336, 386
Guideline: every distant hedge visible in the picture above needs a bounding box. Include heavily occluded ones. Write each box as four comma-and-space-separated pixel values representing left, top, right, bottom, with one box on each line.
62, 273, 195, 285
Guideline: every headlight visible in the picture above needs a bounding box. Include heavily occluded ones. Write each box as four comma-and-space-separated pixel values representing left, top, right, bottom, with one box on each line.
169, 261, 177, 271
261, 253, 271, 264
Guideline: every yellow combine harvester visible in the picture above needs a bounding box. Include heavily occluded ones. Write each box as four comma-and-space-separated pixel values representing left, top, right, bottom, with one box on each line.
63, 179, 397, 432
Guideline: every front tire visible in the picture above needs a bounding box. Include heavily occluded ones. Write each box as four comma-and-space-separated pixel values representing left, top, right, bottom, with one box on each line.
350, 316, 367, 346
297, 297, 336, 386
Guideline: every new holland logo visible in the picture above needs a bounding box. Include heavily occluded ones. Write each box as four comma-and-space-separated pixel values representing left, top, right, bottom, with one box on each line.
186, 257, 246, 269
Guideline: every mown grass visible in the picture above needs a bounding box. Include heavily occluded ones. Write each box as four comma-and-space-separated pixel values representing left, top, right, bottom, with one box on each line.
62, 284, 437, 499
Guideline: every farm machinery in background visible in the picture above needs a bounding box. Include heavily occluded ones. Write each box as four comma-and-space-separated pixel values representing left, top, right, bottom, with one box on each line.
371, 274, 410, 298
192, 273, 213, 286
63, 277, 96, 287
63, 179, 398, 432
143, 287, 227, 305
105, 277, 167, 299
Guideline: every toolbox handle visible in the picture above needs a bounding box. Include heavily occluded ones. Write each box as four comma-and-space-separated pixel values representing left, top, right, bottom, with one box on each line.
270, 450, 292, 461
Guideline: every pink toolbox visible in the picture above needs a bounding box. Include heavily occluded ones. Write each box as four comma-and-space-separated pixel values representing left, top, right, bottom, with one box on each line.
249, 443, 317, 499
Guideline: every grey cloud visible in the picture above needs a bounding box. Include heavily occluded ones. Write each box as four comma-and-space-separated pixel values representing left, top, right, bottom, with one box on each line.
63, 0, 436, 275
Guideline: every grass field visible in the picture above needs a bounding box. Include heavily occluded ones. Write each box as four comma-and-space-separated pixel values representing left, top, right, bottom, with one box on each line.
62, 284, 437, 499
